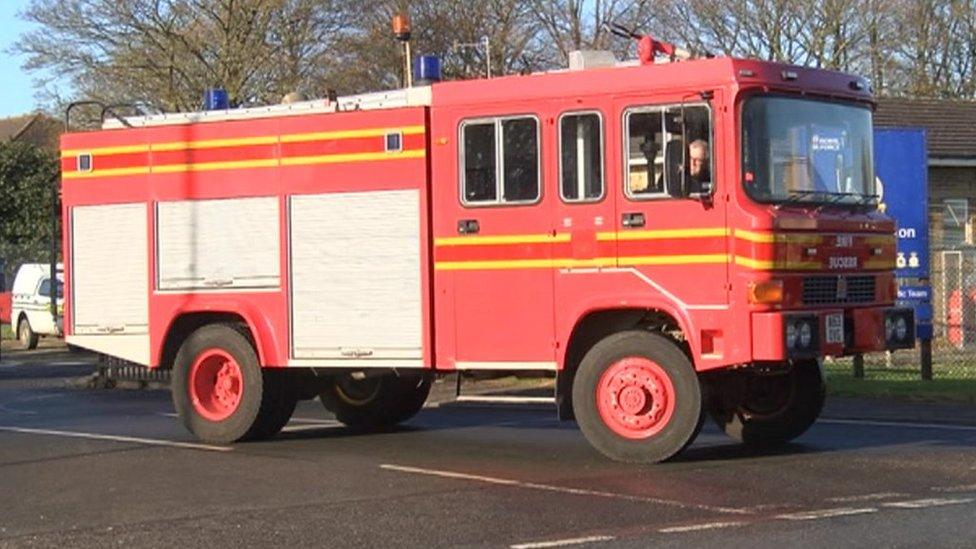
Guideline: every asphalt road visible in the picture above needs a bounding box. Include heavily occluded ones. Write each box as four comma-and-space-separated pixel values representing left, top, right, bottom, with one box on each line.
2, 352, 976, 548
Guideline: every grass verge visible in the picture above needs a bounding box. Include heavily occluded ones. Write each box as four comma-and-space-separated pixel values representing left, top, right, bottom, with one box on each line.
825, 364, 976, 404
1, 324, 11, 339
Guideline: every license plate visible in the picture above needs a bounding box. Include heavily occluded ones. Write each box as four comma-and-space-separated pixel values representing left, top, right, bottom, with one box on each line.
826, 313, 844, 344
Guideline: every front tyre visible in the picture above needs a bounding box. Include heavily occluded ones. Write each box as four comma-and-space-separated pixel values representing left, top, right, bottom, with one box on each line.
172, 324, 296, 444
572, 330, 704, 463
320, 373, 431, 430
709, 360, 825, 447
18, 318, 38, 350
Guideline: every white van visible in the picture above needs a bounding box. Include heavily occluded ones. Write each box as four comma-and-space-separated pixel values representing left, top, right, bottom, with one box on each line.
11, 263, 63, 350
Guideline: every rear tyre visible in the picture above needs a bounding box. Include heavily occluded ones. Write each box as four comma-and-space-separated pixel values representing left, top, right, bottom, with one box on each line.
320, 373, 431, 430
572, 330, 704, 463
18, 318, 38, 350
172, 324, 296, 444
709, 360, 825, 447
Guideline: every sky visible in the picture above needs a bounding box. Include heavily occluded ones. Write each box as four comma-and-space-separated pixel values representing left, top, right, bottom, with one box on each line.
0, 0, 41, 117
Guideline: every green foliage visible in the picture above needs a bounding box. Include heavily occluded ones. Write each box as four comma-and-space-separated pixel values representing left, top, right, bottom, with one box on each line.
0, 141, 59, 285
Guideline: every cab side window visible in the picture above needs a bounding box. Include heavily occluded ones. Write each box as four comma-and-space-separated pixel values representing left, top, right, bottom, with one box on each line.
461, 116, 540, 205
560, 113, 604, 202
625, 104, 712, 199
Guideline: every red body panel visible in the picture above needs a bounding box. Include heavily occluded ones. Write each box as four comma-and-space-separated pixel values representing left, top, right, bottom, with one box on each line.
61, 56, 902, 373
0, 292, 10, 325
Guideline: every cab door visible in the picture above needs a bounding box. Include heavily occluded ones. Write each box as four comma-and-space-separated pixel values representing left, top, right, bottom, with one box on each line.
614, 97, 729, 307
435, 111, 557, 369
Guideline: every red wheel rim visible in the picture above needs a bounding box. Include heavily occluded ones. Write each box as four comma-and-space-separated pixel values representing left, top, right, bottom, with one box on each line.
596, 357, 676, 439
189, 349, 244, 421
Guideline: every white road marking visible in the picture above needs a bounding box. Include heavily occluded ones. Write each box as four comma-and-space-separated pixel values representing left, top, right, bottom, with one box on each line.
776, 507, 877, 521
882, 497, 974, 509
819, 418, 976, 432
380, 464, 751, 515
827, 492, 908, 503
281, 422, 343, 433
659, 521, 747, 533
510, 535, 615, 548
0, 426, 232, 452
931, 484, 976, 493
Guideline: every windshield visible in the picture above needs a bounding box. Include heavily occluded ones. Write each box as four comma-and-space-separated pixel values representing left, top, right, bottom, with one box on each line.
742, 96, 876, 206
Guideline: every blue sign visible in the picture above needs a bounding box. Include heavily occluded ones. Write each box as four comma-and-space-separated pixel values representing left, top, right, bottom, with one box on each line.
874, 129, 930, 278
897, 284, 933, 340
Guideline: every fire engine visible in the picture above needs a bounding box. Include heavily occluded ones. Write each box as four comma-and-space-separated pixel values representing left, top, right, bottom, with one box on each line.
59, 33, 914, 462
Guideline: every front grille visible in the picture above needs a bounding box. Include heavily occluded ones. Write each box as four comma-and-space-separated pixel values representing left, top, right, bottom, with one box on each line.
802, 275, 875, 305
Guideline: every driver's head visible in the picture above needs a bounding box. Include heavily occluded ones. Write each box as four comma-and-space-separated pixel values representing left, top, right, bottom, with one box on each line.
689, 140, 708, 177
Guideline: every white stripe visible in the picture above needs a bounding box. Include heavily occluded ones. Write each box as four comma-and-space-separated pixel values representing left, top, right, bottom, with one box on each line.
380, 464, 750, 515
659, 521, 747, 533
0, 426, 232, 452
827, 492, 908, 503
883, 497, 974, 509
776, 507, 877, 521
455, 396, 555, 405
819, 418, 976, 432
281, 424, 343, 433
510, 535, 615, 549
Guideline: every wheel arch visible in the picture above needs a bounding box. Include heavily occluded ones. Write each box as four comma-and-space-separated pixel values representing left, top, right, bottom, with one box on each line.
156, 307, 279, 370
556, 304, 694, 421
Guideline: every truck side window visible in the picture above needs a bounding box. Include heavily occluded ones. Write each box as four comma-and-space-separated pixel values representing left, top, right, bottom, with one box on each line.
37, 279, 62, 298
463, 122, 497, 202
560, 112, 603, 202
461, 116, 540, 206
625, 104, 712, 199
625, 110, 665, 197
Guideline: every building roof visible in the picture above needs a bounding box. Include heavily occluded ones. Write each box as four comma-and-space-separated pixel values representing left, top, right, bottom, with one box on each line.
875, 98, 976, 160
0, 112, 61, 151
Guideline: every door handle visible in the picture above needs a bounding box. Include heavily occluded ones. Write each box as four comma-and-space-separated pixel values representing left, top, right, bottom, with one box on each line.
621, 212, 645, 228
457, 219, 480, 234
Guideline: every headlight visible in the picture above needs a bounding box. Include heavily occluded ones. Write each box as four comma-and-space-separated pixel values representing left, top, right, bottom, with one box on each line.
799, 322, 813, 348
885, 316, 895, 341
786, 323, 798, 348
895, 316, 908, 341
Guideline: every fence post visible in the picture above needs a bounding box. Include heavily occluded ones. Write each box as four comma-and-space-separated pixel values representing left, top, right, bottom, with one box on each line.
920, 338, 933, 381
853, 353, 864, 379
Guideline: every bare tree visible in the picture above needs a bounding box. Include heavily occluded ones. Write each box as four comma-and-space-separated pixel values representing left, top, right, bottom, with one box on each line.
16, 0, 351, 112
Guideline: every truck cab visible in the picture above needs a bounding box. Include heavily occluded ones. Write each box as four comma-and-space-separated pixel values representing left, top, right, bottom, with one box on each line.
11, 263, 63, 349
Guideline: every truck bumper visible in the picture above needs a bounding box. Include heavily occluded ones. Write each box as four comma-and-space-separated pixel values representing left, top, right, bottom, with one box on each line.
752, 306, 915, 361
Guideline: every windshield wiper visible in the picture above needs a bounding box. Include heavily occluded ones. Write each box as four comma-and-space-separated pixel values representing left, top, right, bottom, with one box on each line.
776, 189, 830, 209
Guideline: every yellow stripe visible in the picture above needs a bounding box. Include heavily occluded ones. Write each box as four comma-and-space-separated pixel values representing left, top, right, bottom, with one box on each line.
734, 229, 776, 244
152, 158, 280, 174
619, 254, 729, 266
598, 228, 729, 241
733, 256, 821, 271
865, 235, 896, 246
734, 230, 822, 245
61, 144, 151, 157
281, 149, 425, 167
435, 254, 728, 271
280, 125, 426, 144
63, 148, 424, 179
151, 135, 279, 152
62, 125, 426, 158
63, 166, 151, 179
864, 258, 896, 270
435, 233, 570, 247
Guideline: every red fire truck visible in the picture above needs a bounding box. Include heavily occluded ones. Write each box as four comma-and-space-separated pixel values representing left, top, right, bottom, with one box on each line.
60, 39, 914, 462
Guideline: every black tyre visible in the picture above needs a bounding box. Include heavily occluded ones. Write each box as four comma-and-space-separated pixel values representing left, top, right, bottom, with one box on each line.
709, 360, 825, 447
172, 324, 296, 444
572, 330, 704, 463
320, 373, 431, 430
18, 317, 38, 350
